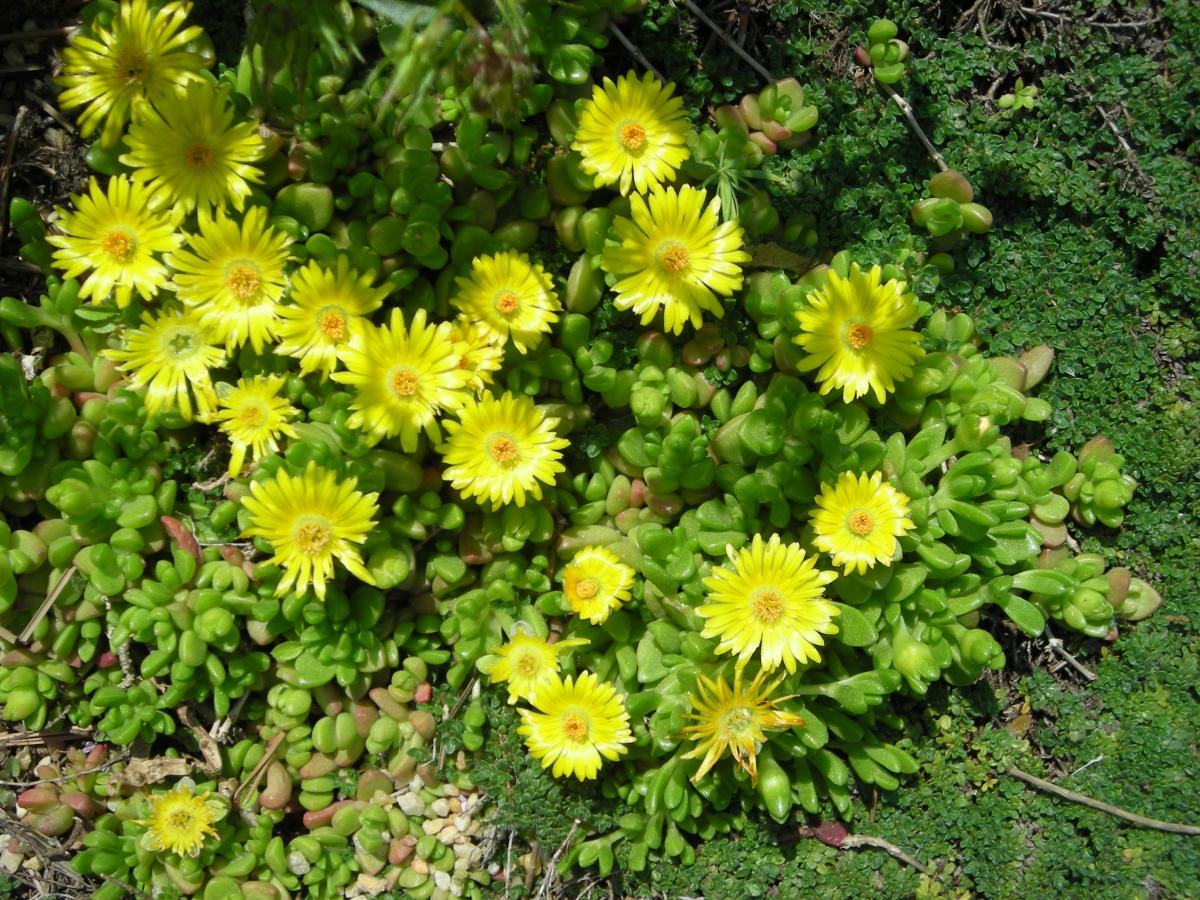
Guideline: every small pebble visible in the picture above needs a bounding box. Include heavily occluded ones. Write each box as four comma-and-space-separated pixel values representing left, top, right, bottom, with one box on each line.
430, 798, 450, 817
436, 824, 459, 844
453, 814, 470, 832
412, 859, 429, 875
433, 870, 452, 891
397, 792, 425, 817
422, 817, 444, 835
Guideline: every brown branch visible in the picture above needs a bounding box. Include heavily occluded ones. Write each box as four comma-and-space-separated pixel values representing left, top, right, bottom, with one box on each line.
879, 82, 949, 171
1007, 767, 1200, 835
795, 825, 933, 875
0, 105, 29, 256
677, 0, 774, 82
18, 565, 78, 645
0, 27, 72, 44
607, 22, 665, 83
0, 753, 129, 788
1017, 6, 1161, 30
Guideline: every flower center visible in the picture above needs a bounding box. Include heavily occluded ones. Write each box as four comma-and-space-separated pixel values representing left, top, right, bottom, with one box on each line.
392, 370, 419, 397
619, 122, 646, 151
102, 230, 135, 263
722, 707, 753, 735
319, 310, 347, 341
515, 653, 540, 678
848, 510, 874, 535
494, 291, 520, 315
847, 323, 874, 349
490, 437, 519, 464
115, 47, 148, 85
184, 141, 214, 170
167, 808, 197, 830
660, 244, 690, 275
295, 521, 331, 554
752, 590, 784, 624
226, 265, 261, 301
238, 404, 263, 426
562, 713, 589, 742
574, 578, 599, 601
165, 329, 198, 359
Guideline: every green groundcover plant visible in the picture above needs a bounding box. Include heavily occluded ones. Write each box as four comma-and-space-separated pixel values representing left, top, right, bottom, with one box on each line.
0, 1, 1181, 898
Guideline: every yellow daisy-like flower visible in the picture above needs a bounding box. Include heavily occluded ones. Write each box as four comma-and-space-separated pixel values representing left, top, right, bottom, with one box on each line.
332, 309, 472, 451
207, 375, 299, 477
680, 668, 806, 784
47, 176, 179, 308
572, 70, 691, 196
601, 185, 750, 335
104, 306, 224, 420
810, 471, 915, 575
699, 534, 840, 673
484, 631, 589, 704
122, 80, 264, 215
560, 545, 635, 625
448, 315, 504, 392
794, 262, 926, 403
517, 671, 633, 781
241, 461, 379, 600
137, 778, 224, 858
166, 206, 291, 353
451, 251, 560, 354
56, 0, 209, 146
439, 392, 569, 509
276, 257, 389, 378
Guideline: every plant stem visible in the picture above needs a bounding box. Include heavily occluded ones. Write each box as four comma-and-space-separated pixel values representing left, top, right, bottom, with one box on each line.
1007, 766, 1200, 835
678, 0, 774, 83
879, 82, 949, 172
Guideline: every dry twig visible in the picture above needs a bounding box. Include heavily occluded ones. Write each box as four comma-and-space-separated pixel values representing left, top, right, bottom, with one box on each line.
607, 22, 665, 82
677, 0, 774, 82
534, 819, 581, 900
1007, 767, 1200, 835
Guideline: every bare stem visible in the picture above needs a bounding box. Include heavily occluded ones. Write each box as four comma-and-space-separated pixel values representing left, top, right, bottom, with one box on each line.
678, 0, 774, 83
1007, 767, 1200, 835
607, 22, 665, 82
879, 82, 949, 171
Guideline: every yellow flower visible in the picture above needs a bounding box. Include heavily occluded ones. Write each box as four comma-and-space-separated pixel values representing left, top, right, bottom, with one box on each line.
601, 185, 750, 335
241, 461, 378, 600
810, 471, 915, 575
137, 778, 224, 857
166, 206, 290, 353
439, 393, 569, 509
518, 671, 633, 781
448, 315, 504, 392
47, 176, 179, 308
451, 251, 560, 354
208, 375, 299, 476
794, 262, 926, 403
560, 546, 635, 625
122, 80, 264, 215
332, 309, 472, 451
698, 534, 840, 673
276, 257, 389, 378
680, 668, 805, 783
572, 70, 691, 195
484, 630, 589, 704
104, 306, 224, 420
56, 0, 209, 146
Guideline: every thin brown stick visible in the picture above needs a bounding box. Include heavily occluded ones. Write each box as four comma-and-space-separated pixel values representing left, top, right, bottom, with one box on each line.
0, 27, 72, 44
0, 106, 29, 254
1042, 623, 1097, 682
1007, 767, 1200, 835
233, 732, 285, 808
677, 0, 774, 82
879, 82, 949, 171
0, 753, 128, 788
534, 819, 580, 900
18, 565, 78, 645
24, 89, 78, 136
1017, 6, 1161, 30
841, 834, 934, 875
607, 22, 665, 83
